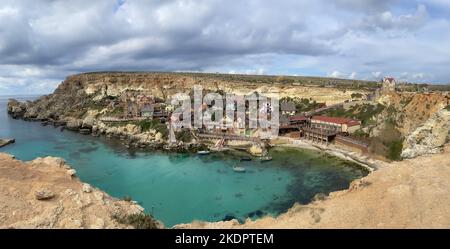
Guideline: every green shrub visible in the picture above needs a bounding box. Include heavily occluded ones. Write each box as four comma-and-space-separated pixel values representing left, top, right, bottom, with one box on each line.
106, 106, 124, 116
123, 196, 132, 202
176, 130, 193, 143
322, 103, 385, 126
114, 213, 159, 229
445, 105, 450, 111
387, 139, 404, 161
351, 93, 363, 99
369, 123, 403, 161
139, 119, 168, 139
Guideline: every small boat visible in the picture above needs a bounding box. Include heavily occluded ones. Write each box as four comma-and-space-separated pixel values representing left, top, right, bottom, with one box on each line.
197, 151, 210, 155
240, 157, 252, 162
233, 165, 246, 173
259, 156, 273, 162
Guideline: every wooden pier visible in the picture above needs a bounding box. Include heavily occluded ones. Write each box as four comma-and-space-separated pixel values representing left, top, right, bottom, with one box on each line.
197, 133, 261, 143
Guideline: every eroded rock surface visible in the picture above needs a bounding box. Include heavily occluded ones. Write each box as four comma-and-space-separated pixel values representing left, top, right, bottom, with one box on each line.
0, 153, 159, 229
402, 108, 450, 159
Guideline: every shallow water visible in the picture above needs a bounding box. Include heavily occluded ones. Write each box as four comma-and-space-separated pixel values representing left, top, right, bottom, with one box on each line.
0, 95, 367, 226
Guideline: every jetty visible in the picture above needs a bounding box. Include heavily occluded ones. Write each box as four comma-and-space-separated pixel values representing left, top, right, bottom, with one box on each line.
0, 138, 15, 148
197, 133, 261, 143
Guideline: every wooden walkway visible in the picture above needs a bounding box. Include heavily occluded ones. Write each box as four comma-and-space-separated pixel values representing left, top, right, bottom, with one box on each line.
197, 133, 261, 142
100, 117, 148, 122
335, 135, 369, 152
302, 103, 344, 117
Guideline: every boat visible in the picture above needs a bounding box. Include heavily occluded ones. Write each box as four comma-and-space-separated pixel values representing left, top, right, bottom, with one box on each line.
197, 151, 210, 155
259, 156, 273, 162
233, 165, 246, 173
240, 157, 252, 162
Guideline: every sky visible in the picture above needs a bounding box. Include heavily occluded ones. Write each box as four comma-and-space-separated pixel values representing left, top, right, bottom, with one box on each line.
1, 0, 450, 94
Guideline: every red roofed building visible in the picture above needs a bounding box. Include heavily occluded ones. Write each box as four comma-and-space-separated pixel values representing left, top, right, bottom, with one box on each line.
311, 116, 361, 134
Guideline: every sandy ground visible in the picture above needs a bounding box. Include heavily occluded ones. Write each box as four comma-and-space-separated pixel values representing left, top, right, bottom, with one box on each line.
177, 145, 450, 228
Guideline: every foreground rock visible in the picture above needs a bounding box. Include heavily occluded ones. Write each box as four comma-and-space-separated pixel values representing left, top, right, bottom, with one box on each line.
0, 138, 15, 148
176, 146, 450, 228
0, 153, 163, 229
402, 108, 450, 159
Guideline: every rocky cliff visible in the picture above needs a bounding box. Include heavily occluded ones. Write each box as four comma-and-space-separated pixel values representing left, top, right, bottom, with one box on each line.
401, 108, 450, 158
0, 153, 162, 229
8, 72, 368, 121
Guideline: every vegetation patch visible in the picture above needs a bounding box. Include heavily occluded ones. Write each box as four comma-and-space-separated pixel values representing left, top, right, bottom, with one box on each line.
322, 103, 385, 126
280, 97, 323, 113
369, 123, 404, 161
113, 213, 159, 229
351, 93, 364, 99
105, 106, 124, 116
176, 130, 193, 143
139, 119, 168, 138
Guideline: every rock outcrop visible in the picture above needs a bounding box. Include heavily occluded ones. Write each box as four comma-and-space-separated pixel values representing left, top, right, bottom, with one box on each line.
0, 138, 15, 148
401, 108, 450, 159
7, 99, 27, 118
0, 153, 162, 229
7, 72, 369, 122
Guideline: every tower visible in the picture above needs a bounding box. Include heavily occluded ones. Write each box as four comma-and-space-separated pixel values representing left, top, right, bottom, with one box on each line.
382, 77, 396, 92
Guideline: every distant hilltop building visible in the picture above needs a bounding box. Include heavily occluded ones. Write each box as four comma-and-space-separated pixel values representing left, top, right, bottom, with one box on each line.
382, 77, 396, 92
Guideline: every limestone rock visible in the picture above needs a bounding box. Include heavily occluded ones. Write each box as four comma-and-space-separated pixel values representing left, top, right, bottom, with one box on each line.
66, 169, 77, 177
402, 108, 450, 159
66, 118, 82, 131
249, 144, 263, 156
7, 99, 27, 118
35, 189, 56, 201
82, 183, 92, 193
82, 116, 95, 129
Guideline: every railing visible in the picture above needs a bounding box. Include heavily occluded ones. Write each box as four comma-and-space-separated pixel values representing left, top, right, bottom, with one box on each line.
302, 127, 339, 136
197, 133, 261, 142
335, 135, 369, 148
302, 103, 344, 116
99, 117, 149, 122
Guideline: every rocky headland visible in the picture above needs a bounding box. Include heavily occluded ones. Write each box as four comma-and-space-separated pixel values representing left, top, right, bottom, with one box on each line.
0, 153, 162, 229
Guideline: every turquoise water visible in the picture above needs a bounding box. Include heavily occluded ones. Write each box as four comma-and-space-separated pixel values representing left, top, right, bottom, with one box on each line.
0, 96, 367, 226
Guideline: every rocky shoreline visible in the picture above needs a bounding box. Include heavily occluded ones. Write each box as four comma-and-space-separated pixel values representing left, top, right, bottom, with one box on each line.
8, 100, 209, 154
0, 153, 163, 229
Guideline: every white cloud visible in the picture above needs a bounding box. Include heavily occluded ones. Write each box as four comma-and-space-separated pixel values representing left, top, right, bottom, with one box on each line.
0, 0, 449, 94
329, 71, 346, 78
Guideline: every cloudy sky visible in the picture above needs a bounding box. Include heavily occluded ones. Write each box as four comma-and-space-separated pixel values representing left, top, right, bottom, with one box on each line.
1, 0, 450, 94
